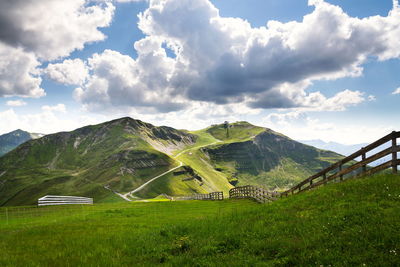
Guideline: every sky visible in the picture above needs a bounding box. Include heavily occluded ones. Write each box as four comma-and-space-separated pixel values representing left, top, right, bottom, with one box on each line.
0, 0, 399, 145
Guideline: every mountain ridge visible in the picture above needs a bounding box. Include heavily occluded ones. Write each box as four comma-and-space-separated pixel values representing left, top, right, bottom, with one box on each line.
0, 117, 344, 206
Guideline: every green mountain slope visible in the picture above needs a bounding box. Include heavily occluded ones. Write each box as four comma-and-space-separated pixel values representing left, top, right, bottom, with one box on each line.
0, 119, 345, 206
0, 118, 199, 206
198, 121, 343, 190
0, 129, 42, 156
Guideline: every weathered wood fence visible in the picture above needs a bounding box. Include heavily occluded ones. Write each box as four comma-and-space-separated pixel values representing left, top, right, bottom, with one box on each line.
176, 191, 224, 201
229, 185, 278, 203
38, 195, 93, 206
281, 131, 400, 197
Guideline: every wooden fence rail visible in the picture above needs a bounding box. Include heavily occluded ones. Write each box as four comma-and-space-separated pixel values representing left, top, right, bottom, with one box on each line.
38, 195, 93, 206
281, 131, 400, 197
229, 185, 278, 203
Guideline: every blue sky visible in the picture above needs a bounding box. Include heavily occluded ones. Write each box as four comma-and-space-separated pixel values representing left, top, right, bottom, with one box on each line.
0, 0, 399, 144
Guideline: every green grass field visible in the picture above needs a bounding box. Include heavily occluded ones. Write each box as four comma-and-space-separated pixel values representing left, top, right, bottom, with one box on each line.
1, 173, 399, 266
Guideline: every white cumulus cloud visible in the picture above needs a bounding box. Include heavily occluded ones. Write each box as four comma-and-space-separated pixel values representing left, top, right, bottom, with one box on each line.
72, 0, 400, 113
0, 0, 115, 98
6, 100, 27, 107
0, 0, 115, 61
0, 43, 44, 98
45, 59, 89, 86
392, 87, 400, 95
41, 104, 67, 113
74, 47, 185, 113
0, 108, 106, 135
263, 110, 395, 144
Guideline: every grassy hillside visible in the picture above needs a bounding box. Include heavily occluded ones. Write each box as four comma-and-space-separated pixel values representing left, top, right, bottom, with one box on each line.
202, 123, 343, 190
0, 118, 198, 206
0, 118, 346, 206
1, 173, 399, 266
133, 166, 209, 198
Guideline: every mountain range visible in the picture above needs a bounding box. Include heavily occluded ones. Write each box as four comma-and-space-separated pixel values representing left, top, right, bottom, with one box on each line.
0, 117, 344, 206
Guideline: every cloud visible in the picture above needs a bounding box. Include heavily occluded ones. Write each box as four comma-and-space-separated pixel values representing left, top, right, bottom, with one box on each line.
308, 89, 365, 111
0, 0, 115, 98
248, 82, 365, 111
392, 87, 400, 95
0, 108, 105, 135
125, 101, 262, 131
368, 95, 376, 101
41, 104, 67, 113
72, 0, 400, 112
0, 43, 45, 98
45, 59, 88, 85
137, 0, 399, 105
6, 100, 27, 107
0, 0, 114, 61
263, 111, 395, 144
74, 48, 186, 113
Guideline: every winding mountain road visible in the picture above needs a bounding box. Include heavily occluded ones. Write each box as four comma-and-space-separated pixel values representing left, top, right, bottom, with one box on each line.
112, 140, 221, 201
123, 161, 183, 199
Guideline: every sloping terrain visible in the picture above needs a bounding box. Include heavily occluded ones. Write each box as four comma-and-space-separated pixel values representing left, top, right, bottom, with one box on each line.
0, 118, 345, 206
0, 118, 198, 206
200, 121, 343, 190
1, 173, 399, 266
0, 129, 42, 156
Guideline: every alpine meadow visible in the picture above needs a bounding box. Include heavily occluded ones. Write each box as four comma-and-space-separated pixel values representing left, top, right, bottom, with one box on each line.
1, 0, 400, 266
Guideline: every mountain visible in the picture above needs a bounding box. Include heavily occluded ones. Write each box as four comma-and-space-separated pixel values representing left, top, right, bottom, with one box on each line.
0, 129, 43, 157
0, 117, 202, 206
0, 118, 344, 206
196, 122, 343, 190
298, 139, 368, 156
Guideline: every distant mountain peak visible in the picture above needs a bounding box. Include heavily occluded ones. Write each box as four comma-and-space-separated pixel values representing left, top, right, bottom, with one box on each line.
298, 139, 368, 156
0, 129, 33, 156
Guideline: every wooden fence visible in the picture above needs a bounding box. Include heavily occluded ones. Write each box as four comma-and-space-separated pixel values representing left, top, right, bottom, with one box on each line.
281, 131, 400, 197
176, 191, 224, 201
229, 185, 279, 203
38, 195, 93, 206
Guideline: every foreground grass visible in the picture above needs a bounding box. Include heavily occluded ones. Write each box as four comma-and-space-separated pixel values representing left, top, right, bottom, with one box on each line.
1, 173, 400, 266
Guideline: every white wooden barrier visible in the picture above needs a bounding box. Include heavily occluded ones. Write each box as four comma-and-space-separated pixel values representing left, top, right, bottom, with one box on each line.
38, 195, 93, 206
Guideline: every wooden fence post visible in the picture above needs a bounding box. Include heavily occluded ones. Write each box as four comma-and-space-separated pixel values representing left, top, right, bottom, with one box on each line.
362, 151, 367, 173
392, 134, 398, 174
339, 164, 343, 181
